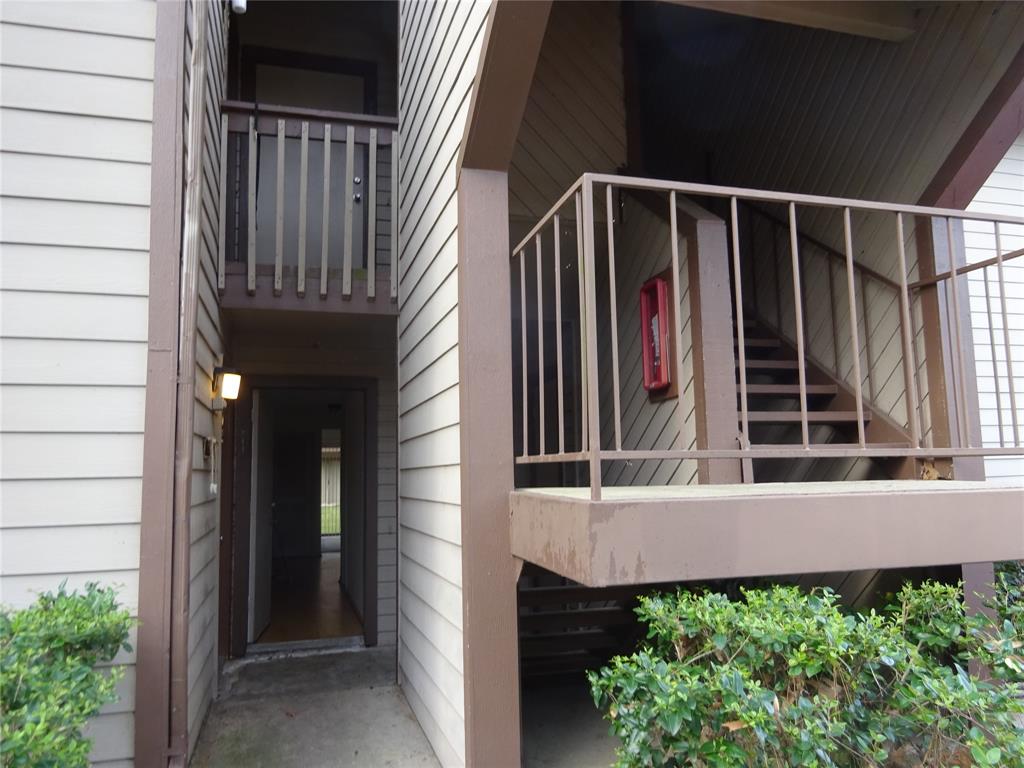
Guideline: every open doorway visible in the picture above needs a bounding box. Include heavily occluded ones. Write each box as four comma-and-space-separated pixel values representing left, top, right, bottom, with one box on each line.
241, 384, 378, 651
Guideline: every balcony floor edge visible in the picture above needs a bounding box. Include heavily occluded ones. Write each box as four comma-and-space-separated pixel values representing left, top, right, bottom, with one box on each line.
509, 482, 1024, 587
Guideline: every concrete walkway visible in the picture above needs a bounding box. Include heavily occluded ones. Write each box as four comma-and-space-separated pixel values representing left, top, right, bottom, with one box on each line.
522, 682, 618, 768
191, 647, 439, 768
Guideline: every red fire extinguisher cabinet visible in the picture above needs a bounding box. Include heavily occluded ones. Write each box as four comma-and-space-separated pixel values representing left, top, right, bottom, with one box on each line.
640, 276, 671, 392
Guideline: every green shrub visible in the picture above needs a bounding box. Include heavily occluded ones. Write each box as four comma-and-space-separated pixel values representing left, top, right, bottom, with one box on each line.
995, 561, 1023, 626
1, 583, 133, 768
589, 583, 1024, 767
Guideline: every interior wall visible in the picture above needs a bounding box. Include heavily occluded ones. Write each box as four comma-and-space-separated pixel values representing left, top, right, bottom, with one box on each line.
343, 390, 367, 618
249, 389, 274, 641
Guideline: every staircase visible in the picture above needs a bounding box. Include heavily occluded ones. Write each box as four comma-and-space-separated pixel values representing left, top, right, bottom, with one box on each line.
516, 323, 906, 679
734, 319, 895, 483
517, 565, 650, 681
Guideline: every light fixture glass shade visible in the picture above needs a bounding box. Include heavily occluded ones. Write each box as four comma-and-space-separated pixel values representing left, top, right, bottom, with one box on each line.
220, 372, 242, 400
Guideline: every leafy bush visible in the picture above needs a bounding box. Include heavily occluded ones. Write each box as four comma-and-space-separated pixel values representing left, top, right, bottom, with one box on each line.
1, 584, 133, 768
995, 561, 1023, 624
589, 583, 1023, 767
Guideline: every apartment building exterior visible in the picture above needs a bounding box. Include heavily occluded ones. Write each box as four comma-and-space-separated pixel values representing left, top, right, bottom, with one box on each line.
1, 1, 1023, 766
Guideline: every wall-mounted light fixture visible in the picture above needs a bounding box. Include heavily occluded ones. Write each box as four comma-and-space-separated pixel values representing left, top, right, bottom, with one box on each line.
213, 367, 242, 401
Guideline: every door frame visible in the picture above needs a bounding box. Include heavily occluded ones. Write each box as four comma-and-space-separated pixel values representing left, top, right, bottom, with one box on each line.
225, 375, 379, 657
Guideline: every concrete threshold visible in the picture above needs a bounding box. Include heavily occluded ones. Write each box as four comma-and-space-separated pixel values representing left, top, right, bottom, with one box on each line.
246, 634, 364, 657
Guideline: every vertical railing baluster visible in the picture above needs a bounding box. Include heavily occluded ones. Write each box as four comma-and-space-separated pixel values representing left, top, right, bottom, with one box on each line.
297, 121, 309, 297
798, 250, 809, 360
983, 262, 1005, 446
535, 234, 546, 456
773, 226, 783, 332
367, 127, 378, 299
520, 252, 528, 457
895, 213, 922, 448
391, 132, 399, 301
217, 112, 227, 292
247, 115, 256, 294
320, 123, 332, 297
606, 185, 622, 450
789, 203, 811, 448
827, 259, 839, 375
669, 192, 688, 457
945, 218, 970, 447
843, 208, 867, 448
274, 119, 285, 296
748, 210, 760, 323
580, 178, 602, 501
995, 222, 1019, 445
554, 214, 565, 455
731, 198, 750, 450
343, 125, 355, 298
575, 191, 588, 454
860, 274, 876, 402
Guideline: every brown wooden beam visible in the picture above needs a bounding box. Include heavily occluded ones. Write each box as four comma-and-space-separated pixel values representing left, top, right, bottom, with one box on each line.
511, 483, 1024, 587
458, 0, 551, 174
920, 42, 1024, 209
671, 1, 916, 42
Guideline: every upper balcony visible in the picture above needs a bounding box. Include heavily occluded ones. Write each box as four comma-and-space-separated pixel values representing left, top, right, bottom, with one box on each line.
217, 101, 397, 314
507, 173, 1024, 586
215, 0, 398, 316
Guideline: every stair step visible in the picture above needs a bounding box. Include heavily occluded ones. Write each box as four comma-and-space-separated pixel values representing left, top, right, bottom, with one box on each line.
518, 584, 663, 607
734, 338, 781, 348
745, 411, 872, 424
738, 384, 838, 397
738, 359, 800, 370
519, 608, 635, 632
520, 631, 620, 657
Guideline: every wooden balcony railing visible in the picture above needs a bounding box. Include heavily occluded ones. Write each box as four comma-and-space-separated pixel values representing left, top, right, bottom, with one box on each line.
218, 101, 398, 311
511, 173, 1024, 500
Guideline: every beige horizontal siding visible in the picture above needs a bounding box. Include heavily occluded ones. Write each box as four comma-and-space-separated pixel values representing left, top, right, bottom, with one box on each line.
183, 0, 228, 756
509, 1, 625, 219
0, 2, 156, 765
397, 0, 491, 764
967, 131, 1024, 486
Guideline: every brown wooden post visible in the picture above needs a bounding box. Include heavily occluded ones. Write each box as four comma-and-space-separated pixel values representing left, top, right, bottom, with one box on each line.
678, 197, 743, 484
457, 1, 551, 763
136, 1, 186, 765
917, 217, 995, 626
917, 218, 984, 475
458, 169, 522, 766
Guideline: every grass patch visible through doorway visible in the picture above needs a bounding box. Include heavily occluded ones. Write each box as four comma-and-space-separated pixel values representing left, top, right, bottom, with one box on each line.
320, 504, 340, 535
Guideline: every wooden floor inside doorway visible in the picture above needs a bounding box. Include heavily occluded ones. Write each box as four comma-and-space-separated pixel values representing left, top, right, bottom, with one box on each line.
256, 553, 363, 644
